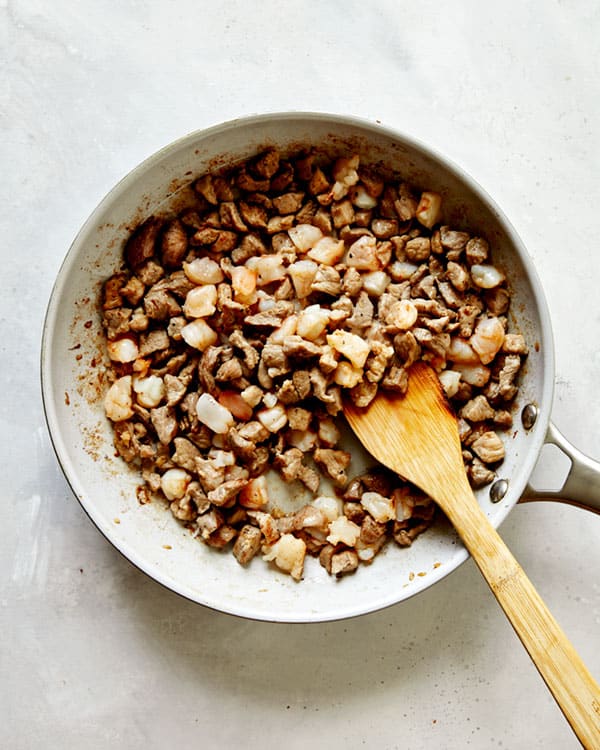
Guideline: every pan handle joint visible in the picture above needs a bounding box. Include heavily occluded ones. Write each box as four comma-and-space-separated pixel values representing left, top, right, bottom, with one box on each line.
521, 421, 600, 515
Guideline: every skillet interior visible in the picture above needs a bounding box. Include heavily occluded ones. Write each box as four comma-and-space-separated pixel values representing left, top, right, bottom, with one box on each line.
41, 112, 555, 622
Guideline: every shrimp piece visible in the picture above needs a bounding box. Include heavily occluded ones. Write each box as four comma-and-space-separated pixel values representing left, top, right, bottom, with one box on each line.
470, 317, 505, 365
471, 264, 505, 289
133, 374, 164, 408
183, 284, 217, 318
262, 533, 306, 580
447, 336, 479, 364
453, 363, 491, 387
183, 257, 224, 285
106, 336, 138, 363
160, 468, 191, 500
231, 266, 257, 304
104, 375, 134, 421
181, 319, 218, 351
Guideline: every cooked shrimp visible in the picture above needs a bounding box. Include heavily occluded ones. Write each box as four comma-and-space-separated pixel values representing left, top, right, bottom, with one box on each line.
470, 316, 505, 364
183, 257, 224, 285
262, 533, 306, 580
471, 264, 505, 289
183, 284, 217, 318
104, 375, 134, 421
106, 336, 138, 363
447, 336, 479, 363
160, 468, 191, 500
231, 266, 257, 304
453, 363, 491, 387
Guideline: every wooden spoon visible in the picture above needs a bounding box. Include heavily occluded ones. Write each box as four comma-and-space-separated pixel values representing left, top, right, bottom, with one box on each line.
344, 362, 600, 748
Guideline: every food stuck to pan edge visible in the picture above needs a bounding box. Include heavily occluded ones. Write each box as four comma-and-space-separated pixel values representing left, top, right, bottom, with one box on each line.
99, 147, 528, 581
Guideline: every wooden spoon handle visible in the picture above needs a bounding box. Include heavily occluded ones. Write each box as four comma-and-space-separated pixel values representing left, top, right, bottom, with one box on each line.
445, 491, 600, 749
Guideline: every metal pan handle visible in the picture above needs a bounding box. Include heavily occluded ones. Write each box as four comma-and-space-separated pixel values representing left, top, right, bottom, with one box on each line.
520, 421, 600, 515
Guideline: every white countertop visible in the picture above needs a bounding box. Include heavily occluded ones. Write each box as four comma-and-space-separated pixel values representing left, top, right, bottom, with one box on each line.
2, 1, 599, 748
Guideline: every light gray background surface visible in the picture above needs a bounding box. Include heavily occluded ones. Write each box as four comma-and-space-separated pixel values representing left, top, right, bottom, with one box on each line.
2, 1, 599, 748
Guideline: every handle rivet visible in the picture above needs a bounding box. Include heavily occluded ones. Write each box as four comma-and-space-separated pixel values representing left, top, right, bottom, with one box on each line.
521, 403, 538, 430
490, 479, 509, 503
